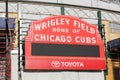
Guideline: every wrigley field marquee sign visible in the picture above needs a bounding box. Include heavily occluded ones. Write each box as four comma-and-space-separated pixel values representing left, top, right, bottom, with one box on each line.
25, 15, 106, 70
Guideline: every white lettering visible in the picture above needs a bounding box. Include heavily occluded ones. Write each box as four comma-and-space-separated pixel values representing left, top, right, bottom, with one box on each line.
49, 35, 54, 42
65, 18, 70, 25
34, 34, 39, 41
75, 36, 97, 44
52, 28, 69, 33
34, 18, 70, 31
73, 20, 96, 34
61, 62, 84, 67
34, 24, 41, 30
86, 37, 91, 43
92, 37, 96, 43
81, 23, 86, 30
34, 34, 72, 43
40, 34, 47, 41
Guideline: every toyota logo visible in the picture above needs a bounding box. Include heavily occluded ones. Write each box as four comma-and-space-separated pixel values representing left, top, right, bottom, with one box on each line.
51, 61, 60, 68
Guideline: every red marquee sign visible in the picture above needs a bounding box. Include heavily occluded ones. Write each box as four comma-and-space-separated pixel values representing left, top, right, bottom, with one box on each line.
25, 15, 106, 70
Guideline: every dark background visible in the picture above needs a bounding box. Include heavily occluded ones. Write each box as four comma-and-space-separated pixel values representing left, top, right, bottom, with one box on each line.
32, 43, 100, 57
